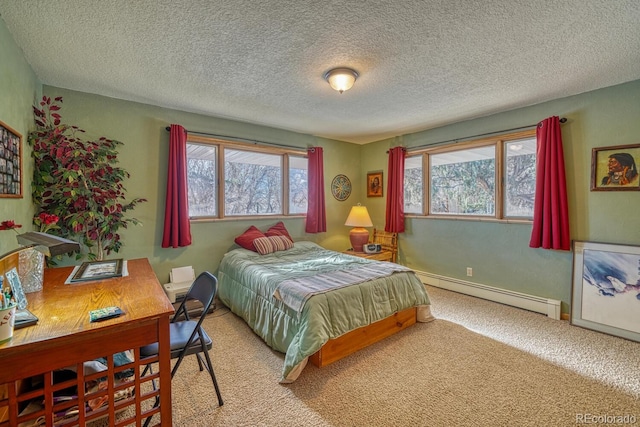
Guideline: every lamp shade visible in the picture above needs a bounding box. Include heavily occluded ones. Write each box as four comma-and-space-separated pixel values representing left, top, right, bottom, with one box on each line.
345, 205, 373, 227
345, 204, 373, 252
324, 68, 359, 93
17, 232, 80, 257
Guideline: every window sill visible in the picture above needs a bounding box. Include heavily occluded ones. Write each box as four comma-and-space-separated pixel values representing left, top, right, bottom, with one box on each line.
190, 214, 306, 224
404, 214, 532, 224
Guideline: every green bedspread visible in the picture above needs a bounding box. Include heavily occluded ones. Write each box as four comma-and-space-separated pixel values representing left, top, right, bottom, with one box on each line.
217, 241, 432, 383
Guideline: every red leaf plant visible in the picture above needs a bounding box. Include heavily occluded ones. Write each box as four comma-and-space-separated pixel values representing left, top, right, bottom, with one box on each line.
0, 220, 23, 232
28, 96, 146, 261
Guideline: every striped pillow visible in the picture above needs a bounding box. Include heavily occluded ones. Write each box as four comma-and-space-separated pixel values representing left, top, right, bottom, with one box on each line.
271, 234, 294, 251
253, 235, 294, 255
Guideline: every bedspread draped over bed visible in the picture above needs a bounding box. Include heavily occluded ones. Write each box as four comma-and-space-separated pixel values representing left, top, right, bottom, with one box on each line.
217, 241, 432, 383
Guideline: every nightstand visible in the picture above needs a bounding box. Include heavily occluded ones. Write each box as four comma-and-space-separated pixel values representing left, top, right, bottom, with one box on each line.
343, 249, 394, 262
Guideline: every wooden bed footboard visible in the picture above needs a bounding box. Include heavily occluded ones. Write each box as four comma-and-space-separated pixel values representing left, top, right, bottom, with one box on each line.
309, 306, 417, 367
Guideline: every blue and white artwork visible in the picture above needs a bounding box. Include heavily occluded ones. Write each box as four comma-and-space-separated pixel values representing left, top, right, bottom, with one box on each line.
581, 249, 640, 334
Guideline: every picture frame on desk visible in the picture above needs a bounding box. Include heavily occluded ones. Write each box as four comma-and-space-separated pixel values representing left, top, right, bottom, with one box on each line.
70, 259, 124, 283
5, 267, 27, 310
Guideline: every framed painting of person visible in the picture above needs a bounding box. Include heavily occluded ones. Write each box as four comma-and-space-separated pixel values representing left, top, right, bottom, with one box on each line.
367, 172, 383, 197
591, 143, 640, 191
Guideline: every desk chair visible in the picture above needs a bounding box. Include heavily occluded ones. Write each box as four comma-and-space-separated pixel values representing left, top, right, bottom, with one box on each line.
140, 271, 223, 425
371, 228, 398, 262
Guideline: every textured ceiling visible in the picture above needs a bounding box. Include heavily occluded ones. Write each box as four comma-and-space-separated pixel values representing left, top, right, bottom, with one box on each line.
1, 1, 639, 144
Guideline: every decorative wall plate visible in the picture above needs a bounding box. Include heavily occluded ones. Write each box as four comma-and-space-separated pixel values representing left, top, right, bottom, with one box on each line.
331, 174, 352, 201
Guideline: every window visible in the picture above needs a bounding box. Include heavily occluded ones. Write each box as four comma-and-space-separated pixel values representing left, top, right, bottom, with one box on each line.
404, 155, 423, 214
289, 156, 308, 214
186, 137, 307, 219
225, 149, 282, 216
504, 137, 537, 218
404, 130, 536, 221
430, 145, 496, 216
187, 144, 217, 217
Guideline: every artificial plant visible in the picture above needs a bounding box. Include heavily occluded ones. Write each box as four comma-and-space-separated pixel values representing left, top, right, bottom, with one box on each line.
28, 96, 146, 261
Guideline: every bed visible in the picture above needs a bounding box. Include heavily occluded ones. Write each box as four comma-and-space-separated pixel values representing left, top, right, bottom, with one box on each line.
217, 240, 433, 383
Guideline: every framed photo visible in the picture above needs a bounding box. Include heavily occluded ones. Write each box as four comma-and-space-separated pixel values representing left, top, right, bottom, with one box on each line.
571, 241, 640, 342
367, 171, 383, 197
5, 267, 28, 310
590, 143, 640, 191
0, 120, 22, 198
70, 259, 124, 283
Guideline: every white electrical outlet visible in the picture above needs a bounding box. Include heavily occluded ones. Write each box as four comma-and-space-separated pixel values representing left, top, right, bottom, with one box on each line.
466, 267, 473, 277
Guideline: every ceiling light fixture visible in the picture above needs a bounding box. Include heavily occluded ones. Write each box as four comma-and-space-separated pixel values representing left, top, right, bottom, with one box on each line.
324, 67, 359, 94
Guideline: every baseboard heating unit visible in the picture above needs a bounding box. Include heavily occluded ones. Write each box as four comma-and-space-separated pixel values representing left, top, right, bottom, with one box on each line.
415, 271, 561, 320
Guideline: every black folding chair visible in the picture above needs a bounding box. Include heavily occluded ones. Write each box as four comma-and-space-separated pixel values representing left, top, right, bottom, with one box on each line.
140, 271, 223, 425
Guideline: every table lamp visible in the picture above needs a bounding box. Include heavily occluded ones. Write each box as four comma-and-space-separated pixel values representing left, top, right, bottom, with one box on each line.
16, 232, 80, 257
345, 204, 373, 252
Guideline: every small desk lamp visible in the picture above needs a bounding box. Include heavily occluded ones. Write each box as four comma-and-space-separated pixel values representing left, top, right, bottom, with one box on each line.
345, 204, 373, 252
16, 232, 81, 257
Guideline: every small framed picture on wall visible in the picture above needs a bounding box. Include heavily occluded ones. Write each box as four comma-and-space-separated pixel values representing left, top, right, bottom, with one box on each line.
0, 120, 22, 198
367, 172, 383, 197
590, 143, 640, 191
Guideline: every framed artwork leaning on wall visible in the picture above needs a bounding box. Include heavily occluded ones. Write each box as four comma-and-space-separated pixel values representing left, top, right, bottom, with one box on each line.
591, 143, 640, 191
571, 240, 640, 342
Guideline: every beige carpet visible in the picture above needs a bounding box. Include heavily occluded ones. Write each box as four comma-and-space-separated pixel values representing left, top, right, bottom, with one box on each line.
154, 286, 640, 426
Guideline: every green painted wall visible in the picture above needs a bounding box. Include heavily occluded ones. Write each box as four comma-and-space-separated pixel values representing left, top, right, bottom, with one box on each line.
37, 86, 360, 282
0, 20, 41, 255
362, 80, 640, 312
2, 17, 639, 313
0, 18, 360, 283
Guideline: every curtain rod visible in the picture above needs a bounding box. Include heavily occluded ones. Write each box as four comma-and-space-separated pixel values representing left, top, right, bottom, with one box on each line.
405, 117, 567, 152
165, 126, 307, 151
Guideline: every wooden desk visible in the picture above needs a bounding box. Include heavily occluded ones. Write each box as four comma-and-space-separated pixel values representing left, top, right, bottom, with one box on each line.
0, 258, 174, 426
342, 249, 394, 262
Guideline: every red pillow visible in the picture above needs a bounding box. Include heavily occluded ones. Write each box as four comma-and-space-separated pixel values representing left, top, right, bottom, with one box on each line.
265, 221, 293, 242
234, 226, 266, 251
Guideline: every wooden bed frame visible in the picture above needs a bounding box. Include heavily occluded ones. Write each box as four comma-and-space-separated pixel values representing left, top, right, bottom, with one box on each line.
309, 307, 417, 367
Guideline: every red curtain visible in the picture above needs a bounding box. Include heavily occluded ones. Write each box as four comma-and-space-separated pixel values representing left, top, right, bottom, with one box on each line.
162, 124, 192, 248
385, 147, 406, 233
305, 147, 326, 233
529, 116, 570, 250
